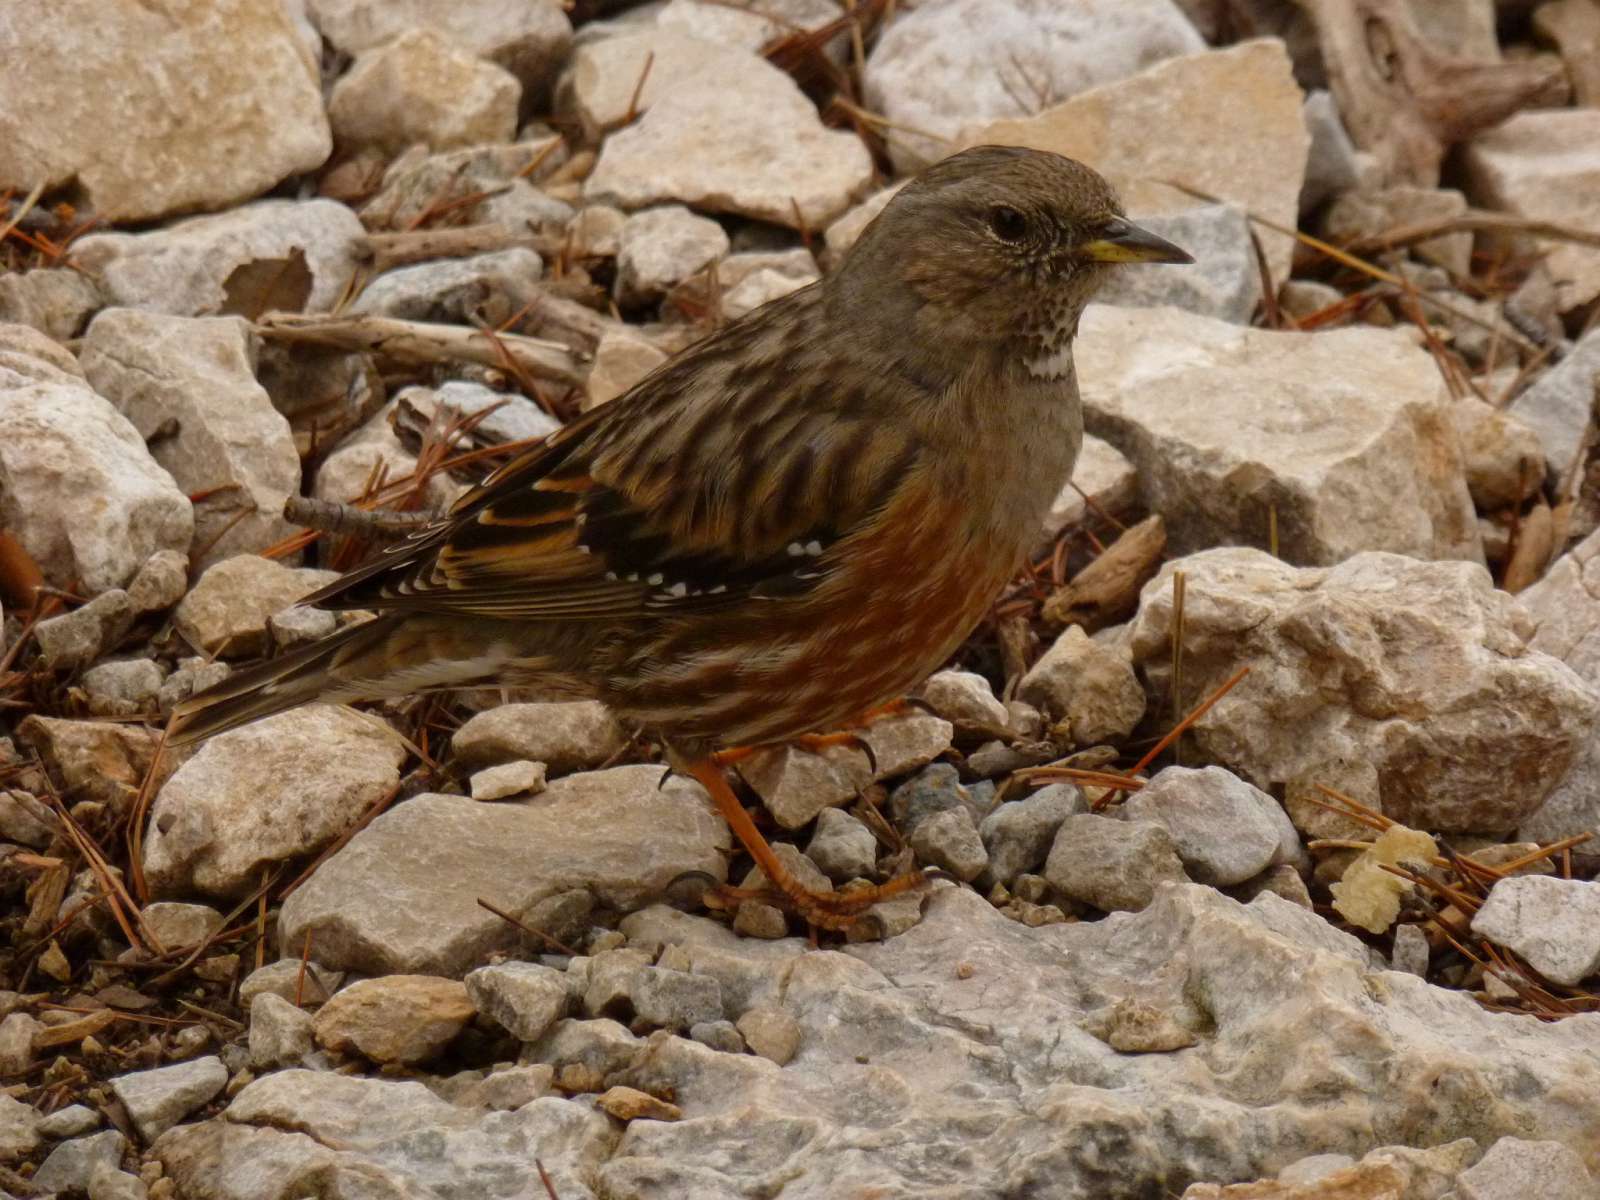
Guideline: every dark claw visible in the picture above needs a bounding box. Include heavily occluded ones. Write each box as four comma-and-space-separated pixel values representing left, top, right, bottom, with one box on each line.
657, 766, 676, 791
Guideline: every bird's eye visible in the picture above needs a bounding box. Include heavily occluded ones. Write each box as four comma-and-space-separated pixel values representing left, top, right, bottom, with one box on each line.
988, 205, 1028, 242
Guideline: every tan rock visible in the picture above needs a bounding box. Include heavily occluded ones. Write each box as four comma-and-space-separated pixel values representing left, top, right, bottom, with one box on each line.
585, 326, 669, 409
173, 556, 338, 658
0, 0, 329, 222
313, 976, 474, 1065
1077, 305, 1481, 566
971, 39, 1308, 283
581, 33, 872, 229
329, 29, 521, 155
596, 1085, 682, 1121
1462, 108, 1600, 312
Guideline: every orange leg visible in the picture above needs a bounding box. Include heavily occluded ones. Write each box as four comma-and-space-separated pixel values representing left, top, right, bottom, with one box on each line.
791, 698, 922, 767
677, 755, 929, 934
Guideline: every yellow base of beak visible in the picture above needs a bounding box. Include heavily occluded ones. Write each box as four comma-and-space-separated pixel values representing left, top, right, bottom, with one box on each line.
1083, 219, 1194, 265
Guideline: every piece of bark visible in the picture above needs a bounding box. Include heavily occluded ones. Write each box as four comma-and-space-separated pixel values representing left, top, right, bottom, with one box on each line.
1043, 515, 1166, 631
1299, 0, 1568, 187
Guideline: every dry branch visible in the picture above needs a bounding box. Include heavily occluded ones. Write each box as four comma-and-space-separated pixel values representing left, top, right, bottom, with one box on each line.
255, 311, 588, 388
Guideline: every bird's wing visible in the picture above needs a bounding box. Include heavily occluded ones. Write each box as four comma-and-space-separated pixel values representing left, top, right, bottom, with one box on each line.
302, 307, 925, 622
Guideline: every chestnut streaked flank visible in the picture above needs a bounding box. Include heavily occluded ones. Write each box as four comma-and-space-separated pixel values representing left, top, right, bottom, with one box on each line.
170, 145, 1190, 931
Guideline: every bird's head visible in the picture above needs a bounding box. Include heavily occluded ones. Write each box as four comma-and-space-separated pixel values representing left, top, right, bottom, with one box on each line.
837, 145, 1191, 376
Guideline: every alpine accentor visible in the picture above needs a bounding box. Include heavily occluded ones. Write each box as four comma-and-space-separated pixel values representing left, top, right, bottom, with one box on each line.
172, 145, 1191, 929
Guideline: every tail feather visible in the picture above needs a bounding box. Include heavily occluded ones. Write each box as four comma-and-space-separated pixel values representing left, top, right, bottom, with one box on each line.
167, 616, 411, 745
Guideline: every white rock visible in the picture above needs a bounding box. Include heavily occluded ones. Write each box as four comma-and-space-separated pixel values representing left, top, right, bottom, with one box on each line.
0, 1093, 40, 1161
329, 29, 522, 155
111, 1057, 228, 1142
312, 975, 474, 1065
309, 0, 572, 102
401, 380, 561, 446
1121, 765, 1302, 886
1506, 327, 1600, 479
1128, 549, 1600, 834
80, 310, 300, 567
719, 265, 816, 320
248, 993, 316, 1070
1076, 304, 1481, 565
453, 701, 627, 775
565, 28, 743, 136
973, 39, 1308, 284
585, 325, 670, 409
348, 248, 545, 326
582, 32, 872, 229
1323, 185, 1474, 278
82, 657, 166, 717
0, 0, 329, 223
0, 383, 193, 594
908, 807, 989, 883
156, 1074, 612, 1200
1462, 109, 1600, 313
31, 1130, 125, 1193
149, 885, 1600, 1196
361, 136, 569, 231
143, 705, 405, 898
279, 767, 731, 974
864, 0, 1202, 172
35, 1105, 100, 1140
980, 783, 1086, 888
466, 961, 571, 1042
173, 556, 339, 658
1471, 875, 1600, 987
73, 199, 364, 317
470, 759, 548, 800
312, 402, 463, 510
918, 669, 1009, 729
1093, 204, 1260, 324
0, 319, 81, 378
1019, 625, 1145, 746
1455, 1136, 1597, 1200
0, 268, 103, 342
805, 807, 878, 883
615, 206, 730, 305
1045, 813, 1187, 911
658, 0, 843, 56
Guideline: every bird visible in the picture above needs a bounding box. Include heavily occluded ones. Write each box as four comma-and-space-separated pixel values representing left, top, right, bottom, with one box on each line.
169, 145, 1191, 932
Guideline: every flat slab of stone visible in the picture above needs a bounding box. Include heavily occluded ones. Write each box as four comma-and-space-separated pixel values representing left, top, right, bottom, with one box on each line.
280, 766, 730, 975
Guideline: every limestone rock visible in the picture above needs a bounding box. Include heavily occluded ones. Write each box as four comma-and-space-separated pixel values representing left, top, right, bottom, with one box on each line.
134, 885, 1600, 1195
821, 181, 905, 266
1456, 1137, 1596, 1200
1323, 185, 1473, 277
32, 591, 135, 671
1471, 876, 1600, 986
1462, 109, 1600, 312
1045, 813, 1187, 911
1076, 304, 1481, 566
0, 0, 329, 223
805, 807, 879, 883
1506, 327, 1600, 479
616, 206, 730, 306
31, 1130, 126, 1193
582, 32, 872, 229
279, 767, 730, 975
1122, 766, 1303, 887
173, 556, 338, 658
309, 0, 573, 102
329, 30, 522, 155
15, 716, 162, 810
80, 310, 300, 567
143, 705, 405, 899
658, 0, 844, 56
110, 1057, 228, 1142
348, 248, 545, 327
0, 268, 103, 342
466, 961, 571, 1042
73, 199, 364, 317
0, 382, 193, 595
1094, 203, 1261, 324
1019, 625, 1146, 746
248, 993, 316, 1070
1128, 549, 1599, 834
864, 0, 1203, 171
918, 669, 1010, 730
452, 701, 627, 776
980, 784, 1086, 888
585, 325, 670, 408
1451, 395, 1545, 511
142, 902, 225, 950
973, 39, 1308, 283
313, 975, 474, 1065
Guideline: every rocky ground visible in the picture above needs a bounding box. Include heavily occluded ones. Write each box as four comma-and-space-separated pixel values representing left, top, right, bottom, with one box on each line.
3, 1, 1600, 1198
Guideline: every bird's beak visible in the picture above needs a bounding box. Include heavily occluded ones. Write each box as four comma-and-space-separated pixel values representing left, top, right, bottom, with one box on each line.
1081, 218, 1194, 265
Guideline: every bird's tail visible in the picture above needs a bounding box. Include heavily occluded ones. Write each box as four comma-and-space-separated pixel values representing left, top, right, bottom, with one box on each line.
166, 615, 414, 745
